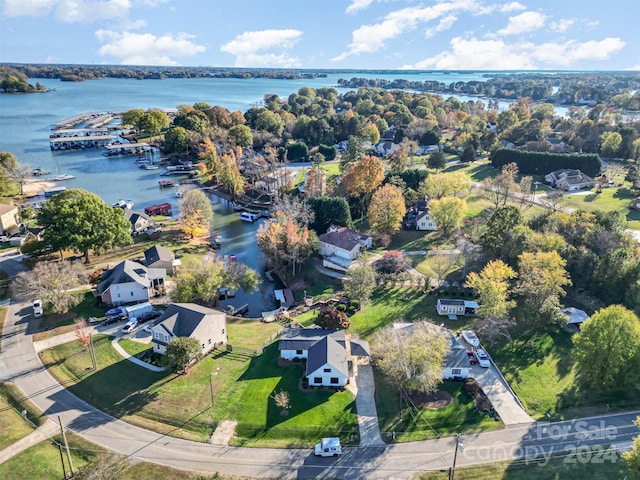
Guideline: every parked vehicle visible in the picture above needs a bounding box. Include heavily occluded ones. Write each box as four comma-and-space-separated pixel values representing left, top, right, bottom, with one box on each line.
125, 302, 153, 320
142, 324, 153, 333
32, 299, 43, 318
314, 437, 342, 457
105, 307, 124, 317
461, 330, 480, 348
474, 348, 491, 368
121, 318, 138, 334
138, 310, 162, 322
104, 314, 126, 325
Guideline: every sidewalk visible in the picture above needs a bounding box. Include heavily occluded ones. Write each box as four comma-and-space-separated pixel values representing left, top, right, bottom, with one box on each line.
111, 337, 165, 372
0, 419, 58, 465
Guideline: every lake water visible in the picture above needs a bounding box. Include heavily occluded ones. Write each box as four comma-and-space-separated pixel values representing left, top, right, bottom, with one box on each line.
0, 71, 561, 315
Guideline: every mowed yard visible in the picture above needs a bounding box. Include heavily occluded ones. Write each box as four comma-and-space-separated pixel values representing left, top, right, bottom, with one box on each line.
38, 318, 358, 447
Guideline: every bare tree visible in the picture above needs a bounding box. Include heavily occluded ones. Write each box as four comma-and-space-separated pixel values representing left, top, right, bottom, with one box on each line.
541, 189, 565, 211
73, 454, 130, 480
74, 317, 91, 350
12, 261, 87, 314
272, 194, 315, 226
271, 390, 291, 416
475, 316, 516, 347
482, 162, 519, 209
429, 250, 461, 286
4, 160, 31, 196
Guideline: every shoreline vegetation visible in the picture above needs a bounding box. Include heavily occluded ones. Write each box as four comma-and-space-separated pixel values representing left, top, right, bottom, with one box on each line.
1, 64, 639, 111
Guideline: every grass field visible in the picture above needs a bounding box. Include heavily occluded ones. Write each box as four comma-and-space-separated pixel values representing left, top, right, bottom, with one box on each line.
416, 450, 631, 480
118, 338, 153, 357
0, 392, 34, 451
375, 375, 502, 443
562, 186, 640, 230
491, 327, 640, 420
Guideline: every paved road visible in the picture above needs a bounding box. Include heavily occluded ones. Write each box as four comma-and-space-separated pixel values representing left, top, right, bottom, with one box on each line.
1, 254, 639, 478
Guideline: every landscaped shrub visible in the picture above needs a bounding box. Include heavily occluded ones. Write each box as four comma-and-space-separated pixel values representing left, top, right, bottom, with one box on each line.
377, 250, 408, 273
315, 307, 350, 329
336, 304, 347, 312
349, 300, 360, 311
491, 148, 600, 178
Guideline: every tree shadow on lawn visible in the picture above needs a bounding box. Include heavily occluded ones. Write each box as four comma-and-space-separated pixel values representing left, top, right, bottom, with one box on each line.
235, 344, 357, 445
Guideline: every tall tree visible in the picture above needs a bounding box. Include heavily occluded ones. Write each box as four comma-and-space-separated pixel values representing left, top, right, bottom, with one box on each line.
179, 189, 214, 238
622, 416, 640, 479
429, 197, 467, 237
427, 150, 446, 170
342, 262, 376, 311
573, 305, 640, 392
340, 135, 363, 171
599, 131, 622, 160
516, 250, 571, 324
367, 184, 407, 237
38, 189, 132, 263
272, 195, 315, 226
172, 255, 259, 308
419, 171, 471, 199
372, 322, 450, 394
12, 261, 87, 314
307, 196, 353, 233
482, 162, 520, 209
342, 155, 385, 217
481, 205, 524, 259
228, 124, 253, 147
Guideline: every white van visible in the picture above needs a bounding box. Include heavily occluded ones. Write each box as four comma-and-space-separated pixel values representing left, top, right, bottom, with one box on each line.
314, 437, 342, 457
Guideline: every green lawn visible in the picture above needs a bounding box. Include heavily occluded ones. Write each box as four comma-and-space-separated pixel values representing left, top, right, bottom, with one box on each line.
118, 338, 153, 358
491, 328, 640, 420
375, 375, 502, 443
0, 433, 97, 480
0, 393, 34, 451
417, 449, 631, 480
0, 382, 47, 428
562, 186, 640, 230
443, 160, 497, 181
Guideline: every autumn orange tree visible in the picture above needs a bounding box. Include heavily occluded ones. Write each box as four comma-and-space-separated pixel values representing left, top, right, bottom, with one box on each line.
342, 155, 385, 218
367, 184, 406, 237
256, 213, 318, 278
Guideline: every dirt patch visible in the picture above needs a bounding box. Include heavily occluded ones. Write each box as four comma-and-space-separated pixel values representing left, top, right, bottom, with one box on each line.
405, 390, 454, 409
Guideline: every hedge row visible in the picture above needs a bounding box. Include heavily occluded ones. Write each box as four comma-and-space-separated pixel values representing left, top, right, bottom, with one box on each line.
491, 148, 601, 178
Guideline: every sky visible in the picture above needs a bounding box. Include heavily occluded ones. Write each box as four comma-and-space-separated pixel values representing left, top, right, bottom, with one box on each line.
0, 0, 638, 70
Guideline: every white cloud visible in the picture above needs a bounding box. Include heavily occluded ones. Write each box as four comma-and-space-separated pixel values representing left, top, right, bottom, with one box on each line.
497, 11, 546, 36
404, 35, 626, 70
333, 0, 478, 61
346, 0, 374, 14
424, 15, 457, 38
220, 29, 303, 67
4, 0, 132, 22
500, 2, 526, 12
96, 30, 206, 65
550, 18, 574, 33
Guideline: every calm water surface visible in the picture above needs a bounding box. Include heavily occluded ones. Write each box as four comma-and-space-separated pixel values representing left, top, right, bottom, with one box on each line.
0, 71, 558, 314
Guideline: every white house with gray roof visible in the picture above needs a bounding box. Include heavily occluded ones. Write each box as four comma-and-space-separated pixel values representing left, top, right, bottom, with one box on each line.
278, 326, 370, 387
97, 260, 166, 306
318, 225, 372, 272
151, 303, 226, 356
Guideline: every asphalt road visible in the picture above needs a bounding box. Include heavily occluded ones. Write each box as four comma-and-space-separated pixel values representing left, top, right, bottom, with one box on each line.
1, 253, 638, 479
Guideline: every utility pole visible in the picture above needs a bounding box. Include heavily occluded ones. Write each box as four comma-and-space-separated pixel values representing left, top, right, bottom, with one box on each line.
58, 444, 67, 480
58, 416, 74, 478
89, 333, 97, 370
449, 433, 463, 480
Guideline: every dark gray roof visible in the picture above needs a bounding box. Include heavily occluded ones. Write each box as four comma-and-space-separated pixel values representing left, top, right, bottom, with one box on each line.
548, 169, 594, 186
154, 303, 224, 345
306, 336, 348, 378
124, 208, 151, 223
318, 226, 370, 252
98, 260, 165, 294
145, 245, 175, 265
350, 339, 370, 357
394, 322, 469, 370
278, 327, 345, 351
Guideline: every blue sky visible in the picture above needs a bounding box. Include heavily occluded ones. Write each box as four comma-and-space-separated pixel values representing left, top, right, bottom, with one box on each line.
1, 0, 638, 70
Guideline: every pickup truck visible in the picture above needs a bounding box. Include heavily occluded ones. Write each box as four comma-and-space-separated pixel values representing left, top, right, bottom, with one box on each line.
314, 437, 342, 457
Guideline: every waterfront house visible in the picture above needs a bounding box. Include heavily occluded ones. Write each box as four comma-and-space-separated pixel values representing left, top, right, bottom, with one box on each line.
318, 225, 372, 272
144, 245, 178, 275
278, 326, 370, 387
0, 204, 19, 235
436, 299, 479, 318
393, 322, 471, 380
97, 260, 166, 306
123, 208, 153, 235
544, 169, 595, 191
151, 303, 226, 356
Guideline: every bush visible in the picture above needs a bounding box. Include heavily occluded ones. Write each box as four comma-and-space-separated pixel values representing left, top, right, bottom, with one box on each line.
315, 307, 350, 329
377, 250, 408, 273
336, 304, 347, 312
349, 300, 360, 311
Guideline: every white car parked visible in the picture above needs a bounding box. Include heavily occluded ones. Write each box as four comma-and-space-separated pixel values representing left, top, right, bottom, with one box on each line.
32, 299, 43, 318
474, 348, 491, 368
121, 318, 138, 334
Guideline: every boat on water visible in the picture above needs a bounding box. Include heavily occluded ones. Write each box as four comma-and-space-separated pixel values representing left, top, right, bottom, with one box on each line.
158, 179, 174, 188
112, 199, 134, 209
52, 173, 75, 181
31, 168, 50, 176
144, 164, 159, 170
240, 212, 258, 222
461, 330, 480, 348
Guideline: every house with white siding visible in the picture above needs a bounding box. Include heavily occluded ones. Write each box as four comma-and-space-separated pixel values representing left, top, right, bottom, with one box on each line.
436, 299, 479, 318
97, 260, 166, 306
278, 326, 370, 387
318, 225, 372, 272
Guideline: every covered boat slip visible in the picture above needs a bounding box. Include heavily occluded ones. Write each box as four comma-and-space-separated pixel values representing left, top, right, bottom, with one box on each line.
50, 134, 118, 150
50, 127, 113, 137
103, 142, 153, 156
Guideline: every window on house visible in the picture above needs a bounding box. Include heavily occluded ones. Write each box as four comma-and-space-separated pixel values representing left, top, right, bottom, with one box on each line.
323, 368, 331, 373
164, 334, 169, 342
221, 328, 225, 335
330, 377, 339, 384
202, 344, 205, 350
208, 339, 212, 344
117, 293, 121, 298
452, 368, 462, 375
313, 377, 322, 384
131, 292, 134, 296
296, 349, 303, 355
